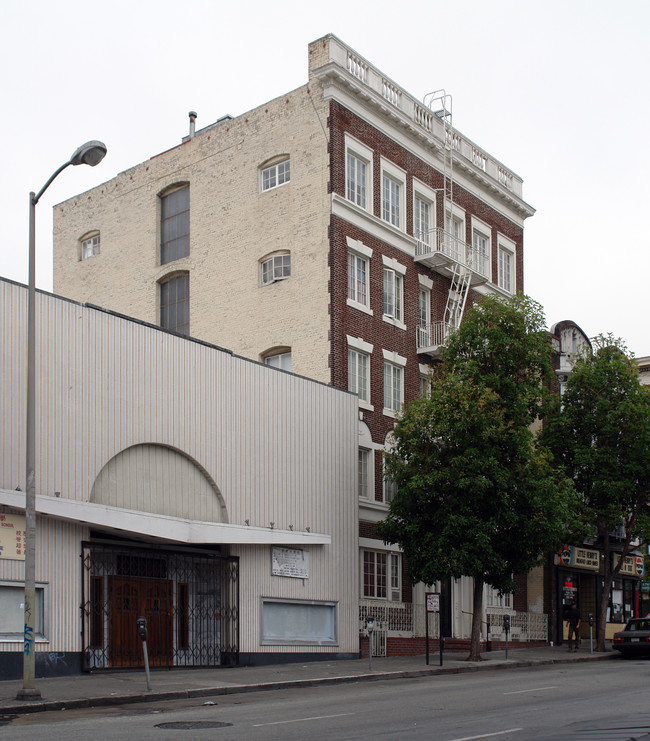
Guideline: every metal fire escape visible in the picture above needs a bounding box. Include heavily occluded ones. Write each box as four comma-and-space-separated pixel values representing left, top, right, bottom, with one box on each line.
417, 90, 473, 357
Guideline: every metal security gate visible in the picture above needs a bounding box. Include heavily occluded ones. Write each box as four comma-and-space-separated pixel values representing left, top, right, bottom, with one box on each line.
81, 543, 239, 670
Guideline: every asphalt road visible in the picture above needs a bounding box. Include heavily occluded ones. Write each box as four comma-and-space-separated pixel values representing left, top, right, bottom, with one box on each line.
4, 659, 650, 740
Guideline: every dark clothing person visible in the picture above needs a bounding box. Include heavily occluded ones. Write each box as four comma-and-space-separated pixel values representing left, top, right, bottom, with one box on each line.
565, 603, 581, 651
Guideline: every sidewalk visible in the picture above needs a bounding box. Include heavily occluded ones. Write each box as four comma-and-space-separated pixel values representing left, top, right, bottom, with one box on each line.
0, 644, 617, 717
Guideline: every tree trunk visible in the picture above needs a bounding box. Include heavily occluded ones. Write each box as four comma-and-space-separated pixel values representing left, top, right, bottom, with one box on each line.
468, 577, 484, 661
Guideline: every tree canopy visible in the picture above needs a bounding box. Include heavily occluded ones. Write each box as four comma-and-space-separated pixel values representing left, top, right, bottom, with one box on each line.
376, 293, 576, 660
542, 335, 650, 650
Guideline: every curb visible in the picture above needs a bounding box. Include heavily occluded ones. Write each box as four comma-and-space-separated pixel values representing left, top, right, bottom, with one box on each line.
0, 652, 617, 717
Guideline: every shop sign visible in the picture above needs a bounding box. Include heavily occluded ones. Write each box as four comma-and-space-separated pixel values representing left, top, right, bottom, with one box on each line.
0, 512, 26, 561
271, 547, 310, 579
559, 545, 599, 571
616, 555, 645, 577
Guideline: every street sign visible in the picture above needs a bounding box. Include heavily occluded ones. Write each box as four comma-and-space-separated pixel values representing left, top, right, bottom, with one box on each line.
426, 592, 440, 612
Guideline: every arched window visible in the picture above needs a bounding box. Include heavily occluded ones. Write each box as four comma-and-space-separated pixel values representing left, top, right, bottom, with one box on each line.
262, 346, 292, 372
260, 251, 291, 286
80, 231, 100, 260
259, 155, 290, 192
160, 184, 190, 265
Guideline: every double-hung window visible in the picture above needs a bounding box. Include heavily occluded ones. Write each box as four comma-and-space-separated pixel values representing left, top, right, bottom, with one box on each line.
358, 448, 370, 499
345, 135, 373, 212
382, 175, 401, 227
419, 287, 430, 328
261, 159, 290, 191
444, 203, 465, 261
261, 253, 291, 285
381, 158, 405, 230
382, 256, 406, 328
497, 235, 515, 294
346, 237, 373, 314
471, 216, 491, 280
414, 197, 431, 247
348, 252, 368, 306
383, 350, 406, 416
348, 348, 370, 403
347, 335, 373, 409
383, 269, 402, 321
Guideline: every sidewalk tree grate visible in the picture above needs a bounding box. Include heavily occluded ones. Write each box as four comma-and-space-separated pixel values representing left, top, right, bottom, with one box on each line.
155, 721, 233, 730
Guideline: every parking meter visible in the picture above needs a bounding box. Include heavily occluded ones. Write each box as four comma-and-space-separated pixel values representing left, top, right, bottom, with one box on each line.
503, 614, 511, 660
366, 616, 375, 670
588, 613, 593, 627
136, 616, 147, 642
136, 616, 151, 690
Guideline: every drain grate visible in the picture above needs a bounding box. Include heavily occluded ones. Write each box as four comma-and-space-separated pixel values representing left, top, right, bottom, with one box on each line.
155, 721, 233, 730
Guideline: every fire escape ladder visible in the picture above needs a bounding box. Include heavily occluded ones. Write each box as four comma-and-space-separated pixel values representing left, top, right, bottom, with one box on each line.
443, 263, 471, 332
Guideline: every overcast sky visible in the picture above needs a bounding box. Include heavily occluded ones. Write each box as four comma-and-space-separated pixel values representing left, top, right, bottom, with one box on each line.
1, 0, 647, 355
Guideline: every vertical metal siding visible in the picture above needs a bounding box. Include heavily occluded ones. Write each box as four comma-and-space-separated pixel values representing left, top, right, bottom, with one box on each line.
0, 280, 358, 656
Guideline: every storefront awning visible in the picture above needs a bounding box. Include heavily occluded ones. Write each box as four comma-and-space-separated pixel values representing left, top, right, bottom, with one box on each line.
0, 488, 331, 546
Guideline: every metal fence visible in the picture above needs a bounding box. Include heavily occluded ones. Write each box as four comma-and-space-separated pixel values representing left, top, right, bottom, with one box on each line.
359, 600, 548, 655
81, 543, 239, 670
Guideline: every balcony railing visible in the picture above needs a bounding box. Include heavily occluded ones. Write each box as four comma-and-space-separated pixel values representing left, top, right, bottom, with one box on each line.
417, 321, 452, 356
415, 228, 490, 284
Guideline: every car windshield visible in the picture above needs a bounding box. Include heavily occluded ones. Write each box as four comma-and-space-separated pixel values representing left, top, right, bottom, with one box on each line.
626, 620, 650, 631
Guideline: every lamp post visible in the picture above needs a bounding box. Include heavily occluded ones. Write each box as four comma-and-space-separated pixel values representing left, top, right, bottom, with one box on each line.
17, 141, 107, 700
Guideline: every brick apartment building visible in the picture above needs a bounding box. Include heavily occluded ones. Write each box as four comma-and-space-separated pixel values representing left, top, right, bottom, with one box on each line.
52, 34, 542, 653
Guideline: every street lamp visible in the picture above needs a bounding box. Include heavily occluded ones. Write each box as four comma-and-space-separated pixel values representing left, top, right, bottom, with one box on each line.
17, 141, 107, 701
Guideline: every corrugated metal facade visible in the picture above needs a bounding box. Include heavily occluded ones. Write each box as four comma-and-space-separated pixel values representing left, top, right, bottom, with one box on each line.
0, 279, 359, 668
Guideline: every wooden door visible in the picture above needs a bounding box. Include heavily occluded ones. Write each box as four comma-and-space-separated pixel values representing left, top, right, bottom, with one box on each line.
108, 576, 173, 667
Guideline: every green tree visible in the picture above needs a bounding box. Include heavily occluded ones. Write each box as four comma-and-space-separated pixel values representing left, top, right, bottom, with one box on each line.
376, 294, 576, 661
543, 335, 650, 651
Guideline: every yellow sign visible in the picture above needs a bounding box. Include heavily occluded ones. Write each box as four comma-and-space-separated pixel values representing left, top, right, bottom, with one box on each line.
0, 513, 26, 560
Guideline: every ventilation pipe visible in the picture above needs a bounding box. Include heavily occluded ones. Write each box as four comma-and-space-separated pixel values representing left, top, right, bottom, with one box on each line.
188, 111, 197, 139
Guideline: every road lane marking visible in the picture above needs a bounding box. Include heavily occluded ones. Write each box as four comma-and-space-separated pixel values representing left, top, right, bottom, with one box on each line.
449, 730, 523, 741
504, 686, 557, 695
253, 712, 356, 726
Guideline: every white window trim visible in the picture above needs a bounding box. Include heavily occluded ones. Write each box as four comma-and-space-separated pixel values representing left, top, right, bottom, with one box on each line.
346, 237, 373, 315
381, 255, 407, 330
496, 233, 516, 295
345, 134, 374, 214
418, 273, 433, 290
380, 157, 406, 232
347, 335, 374, 411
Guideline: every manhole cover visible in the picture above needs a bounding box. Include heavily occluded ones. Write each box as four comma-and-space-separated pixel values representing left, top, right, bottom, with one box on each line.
155, 721, 233, 730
